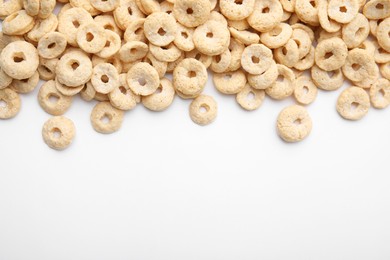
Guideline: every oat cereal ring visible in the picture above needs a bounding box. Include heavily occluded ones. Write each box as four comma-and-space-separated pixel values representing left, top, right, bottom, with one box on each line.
280, 0, 295, 12
369, 78, 390, 109
227, 19, 250, 31
315, 37, 348, 71
91, 101, 124, 134
143, 12, 177, 47
281, 9, 292, 22
57, 3, 72, 20
142, 77, 175, 111
0, 88, 20, 119
26, 14, 58, 43
119, 41, 148, 63
94, 15, 122, 37
357, 40, 376, 56
193, 20, 230, 56
173, 0, 211, 28
113, 0, 144, 31
96, 30, 121, 59
92, 55, 123, 73
337, 86, 370, 120
143, 52, 168, 78
189, 94, 217, 126
295, 0, 319, 26
23, 0, 39, 16
276, 105, 312, 143
317, 29, 342, 43
149, 43, 182, 62
90, 0, 119, 12
56, 51, 92, 87
342, 48, 376, 82
138, 0, 161, 15
363, 0, 390, 19
174, 23, 195, 52
37, 57, 58, 81
291, 28, 311, 59
274, 39, 300, 68
260, 23, 293, 49
185, 49, 212, 69
265, 64, 295, 100
69, 0, 101, 16
55, 78, 84, 96
293, 75, 318, 105
126, 62, 160, 96
209, 10, 228, 27
42, 116, 75, 150
377, 18, 390, 53
380, 62, 390, 80
219, 0, 255, 20
352, 65, 379, 89
76, 23, 107, 54
291, 23, 315, 42
227, 38, 244, 72
108, 73, 137, 111
213, 70, 246, 95
173, 58, 207, 96
94, 92, 109, 102
38, 0, 56, 19
210, 49, 231, 73
373, 40, 390, 64
229, 27, 259, 45
91, 63, 119, 94
236, 83, 265, 111
0, 41, 39, 80
247, 61, 278, 90
2, 10, 35, 36
37, 32, 67, 59
0, 33, 23, 53
342, 13, 370, 49
38, 80, 73, 115
318, 0, 341, 33
0, 0, 22, 18
160, 0, 173, 14
247, 0, 283, 32
123, 18, 147, 43
294, 46, 315, 71
328, 0, 359, 24
10, 71, 39, 94
0, 65, 12, 89
79, 82, 96, 102
241, 44, 273, 75
311, 65, 343, 91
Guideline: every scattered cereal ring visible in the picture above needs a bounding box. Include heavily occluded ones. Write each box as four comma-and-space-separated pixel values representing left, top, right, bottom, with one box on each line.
143, 52, 168, 78
76, 22, 107, 54
318, 0, 341, 33
38, 0, 56, 19
42, 116, 75, 150
91, 101, 124, 134
236, 83, 265, 111
219, 0, 255, 20
0, 65, 12, 90
149, 42, 182, 62
56, 51, 93, 87
37, 57, 58, 81
38, 80, 73, 115
0, 88, 21, 119
315, 37, 348, 71
369, 78, 390, 109
174, 23, 195, 52
248, 0, 283, 32
376, 17, 390, 53
142, 77, 175, 111
108, 73, 138, 111
2, 10, 35, 36
295, 0, 319, 26
260, 23, 293, 49
294, 45, 315, 71
337, 86, 370, 120
10, 71, 39, 94
23, 0, 39, 16
265, 64, 295, 100
173, 58, 207, 96
143, 12, 177, 47
27, 14, 58, 43
363, 0, 390, 20
90, 0, 119, 12
173, 0, 211, 28
342, 48, 377, 83
91, 63, 119, 94
293, 75, 318, 105
274, 39, 300, 68
380, 62, 390, 80
342, 13, 369, 49
38, 32, 67, 59
247, 61, 278, 90
241, 44, 273, 75
55, 78, 84, 96
229, 27, 260, 45
80, 82, 96, 102
193, 20, 230, 56
210, 49, 231, 73
119, 41, 148, 63
311, 65, 344, 91
96, 30, 121, 59
127, 62, 160, 96
276, 105, 312, 143
213, 70, 246, 94
328, 0, 359, 24
189, 94, 217, 125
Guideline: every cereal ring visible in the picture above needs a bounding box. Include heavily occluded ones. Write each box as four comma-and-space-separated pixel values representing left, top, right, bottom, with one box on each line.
10, 71, 39, 94
318, 0, 341, 33
42, 116, 75, 150
193, 20, 230, 56
127, 62, 160, 96
91, 63, 119, 94
280, 0, 295, 12
26, 14, 58, 43
276, 105, 312, 143
0, 88, 21, 119
293, 75, 318, 105
2, 10, 35, 36
119, 41, 148, 63
37, 57, 58, 81
380, 62, 390, 80
227, 38, 244, 72
0, 33, 23, 53
108, 73, 137, 111
236, 83, 265, 111
342, 13, 369, 49
241, 44, 273, 75
311, 65, 344, 91
149, 43, 182, 62
94, 92, 109, 102
229, 27, 259, 45
92, 54, 123, 73
90, 0, 119, 12
317, 29, 342, 43
342, 49, 377, 82
69, 0, 101, 16
143, 52, 168, 78
291, 28, 311, 59
96, 30, 121, 59
56, 51, 92, 87
185, 49, 212, 69
209, 10, 228, 27
373, 40, 390, 64
369, 78, 390, 109
0, 65, 12, 89
357, 40, 376, 56
113, 0, 144, 30
265, 64, 295, 100
260, 23, 292, 49
94, 15, 122, 37
189, 94, 217, 125
315, 37, 348, 71
352, 64, 379, 89
213, 70, 246, 94
294, 45, 315, 71
337, 86, 370, 120
123, 18, 147, 43
174, 23, 195, 52
55, 78, 84, 96
80, 82, 96, 102
247, 61, 278, 90
227, 18, 250, 31
328, 0, 359, 24
281, 9, 292, 21
173, 58, 207, 96
91, 101, 124, 134
142, 77, 175, 111
219, 0, 255, 20
210, 49, 231, 73
248, 0, 283, 32
295, 0, 319, 26
144, 12, 177, 46
173, 0, 211, 28
38, 0, 56, 19
160, 0, 173, 14
38, 80, 73, 115
377, 17, 390, 53
38, 32, 67, 59
274, 39, 300, 68
76, 22, 107, 54
23, 0, 39, 16
138, 0, 161, 15
0, 41, 39, 80
291, 23, 315, 42
363, 0, 390, 19
0, 0, 22, 18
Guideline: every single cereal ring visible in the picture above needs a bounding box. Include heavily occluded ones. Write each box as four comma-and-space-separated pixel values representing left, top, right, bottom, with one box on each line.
210, 49, 231, 73
229, 27, 259, 45
311, 65, 344, 91
193, 20, 230, 56
138, 0, 161, 15
94, 14, 122, 37
247, 0, 283, 32
91, 101, 124, 134
173, 0, 211, 28
274, 39, 300, 68
119, 41, 148, 63
189, 94, 217, 125
23, 0, 39, 16
92, 54, 123, 74
241, 44, 273, 75
113, 0, 144, 31
80, 82, 96, 102
280, 0, 295, 12
38, 0, 56, 19
328, 0, 359, 24
42, 116, 75, 150
37, 57, 58, 81
352, 64, 380, 89
318, 0, 341, 33
380, 62, 390, 80
369, 78, 390, 109
142, 77, 175, 111
377, 17, 390, 53
227, 38, 244, 72
149, 43, 182, 62
27, 14, 58, 43
108, 73, 137, 111
0, 0, 22, 18
219, 0, 255, 20
174, 23, 195, 52
143, 52, 168, 78
2, 10, 35, 36
213, 70, 246, 94
56, 51, 92, 87
247, 61, 278, 90
227, 18, 250, 30
0, 41, 39, 80
293, 75, 318, 105
0, 65, 12, 89
337, 86, 370, 120
260, 23, 292, 49
357, 40, 376, 56
291, 28, 311, 59
143, 12, 177, 47
236, 83, 265, 111
315, 37, 348, 71
96, 30, 121, 59
76, 22, 107, 54
342, 48, 377, 82
10, 71, 39, 94
294, 45, 315, 71
123, 18, 147, 43
55, 78, 84, 96
295, 0, 319, 26
38, 32, 67, 59
160, 0, 173, 14
173, 58, 207, 96
127, 62, 160, 96
265, 64, 295, 100
373, 40, 390, 64
91, 63, 119, 94
291, 23, 315, 42
276, 105, 312, 143
0, 88, 21, 119
363, 0, 390, 19
38, 80, 73, 115
342, 13, 369, 49
90, 0, 119, 12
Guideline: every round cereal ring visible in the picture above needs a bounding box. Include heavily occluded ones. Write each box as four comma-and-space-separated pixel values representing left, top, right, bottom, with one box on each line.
363, 0, 390, 20
352, 64, 380, 89
0, 65, 12, 89
55, 78, 84, 96
315, 37, 348, 71
94, 15, 122, 37
26, 14, 58, 43
260, 23, 292, 49
91, 101, 124, 134
94, 92, 109, 102
241, 44, 273, 75
0, 0, 22, 18
342, 13, 369, 49
236, 83, 265, 111
377, 17, 390, 53
23, 0, 39, 16
108, 73, 137, 111
173, 58, 207, 96
69, 0, 101, 16
193, 20, 230, 56
119, 41, 148, 63
369, 78, 390, 109
127, 62, 160, 96
274, 39, 300, 68
219, 0, 255, 20
113, 0, 144, 31
318, 0, 341, 33
291, 28, 311, 59
227, 18, 250, 31
37, 57, 58, 81
42, 116, 75, 150
38, 0, 56, 19
91, 63, 119, 94
247, 61, 278, 90
357, 40, 376, 56
280, 0, 295, 12
174, 23, 195, 52
56, 51, 92, 87
160, 0, 173, 14
173, 0, 211, 28
229, 27, 259, 45
123, 18, 147, 43
90, 0, 119, 12
291, 23, 315, 42
0, 88, 20, 119
143, 52, 168, 78
380, 62, 390, 80
328, 0, 359, 24
373, 40, 390, 64
276, 105, 312, 143
80, 82, 96, 102
342, 48, 377, 82
76, 22, 107, 54
37, 32, 67, 59
369, 19, 381, 37
57, 3, 72, 20
143, 12, 177, 47
189, 94, 217, 126
210, 49, 231, 73
227, 38, 244, 72
2, 10, 35, 36
265, 64, 295, 100
0, 33, 23, 53
96, 30, 121, 59
142, 77, 175, 111
138, 0, 161, 15
337, 86, 370, 120
293, 75, 318, 105
294, 45, 315, 71
295, 0, 319, 26
281, 9, 292, 21
0, 41, 39, 80
10, 71, 39, 94
247, 0, 283, 32
38, 80, 73, 115
311, 65, 344, 91
213, 70, 246, 95
149, 43, 182, 62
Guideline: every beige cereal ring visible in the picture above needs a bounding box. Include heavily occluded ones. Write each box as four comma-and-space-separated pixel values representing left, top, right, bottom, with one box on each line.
160, 0, 173, 14
80, 82, 96, 102
363, 0, 390, 19
94, 15, 122, 37
174, 23, 195, 52
342, 48, 377, 83
173, 0, 211, 28
377, 17, 390, 53
166, 51, 186, 72
342, 13, 369, 49
274, 39, 300, 68
318, 0, 341, 33
315, 37, 348, 71
92, 54, 123, 74
260, 23, 293, 49
0, 0, 22, 18
291, 23, 315, 42
142, 77, 175, 111
328, 0, 359, 24
276, 105, 312, 143
38, 0, 56, 19
37, 57, 58, 81
380, 62, 390, 80
108, 73, 138, 111
369, 78, 390, 109
42, 116, 75, 150
90, 0, 119, 12
265, 64, 295, 100
229, 27, 259, 45
337, 86, 370, 120
91, 63, 120, 94
227, 18, 250, 31
94, 92, 109, 102
241, 44, 273, 75
295, 0, 319, 26
357, 40, 376, 56
248, 0, 283, 32
55, 78, 84, 96
219, 0, 255, 20
0, 65, 12, 89
91, 101, 124, 134
143, 52, 168, 78
236, 83, 265, 111
38, 80, 73, 115
373, 40, 390, 64
210, 49, 231, 73
227, 38, 244, 72
311, 65, 344, 91
113, 0, 144, 31
144, 11, 177, 47
2, 10, 35, 36
27, 14, 58, 43
10, 71, 39, 94
149, 43, 182, 62
213, 69, 246, 95
69, 0, 101, 16
127, 62, 160, 96
38, 32, 67, 59
123, 18, 147, 43
209, 10, 228, 27
247, 61, 278, 90
138, 0, 161, 15
96, 30, 121, 59
0, 88, 21, 119
173, 58, 207, 96
280, 0, 295, 12
76, 22, 107, 54
193, 20, 230, 56
0, 33, 23, 53
189, 94, 217, 126
291, 28, 311, 59
293, 75, 318, 105
294, 45, 315, 71
56, 51, 92, 87
119, 41, 148, 63
23, 0, 39, 16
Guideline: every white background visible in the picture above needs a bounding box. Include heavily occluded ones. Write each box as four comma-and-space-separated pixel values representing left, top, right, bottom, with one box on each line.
1, 74, 390, 259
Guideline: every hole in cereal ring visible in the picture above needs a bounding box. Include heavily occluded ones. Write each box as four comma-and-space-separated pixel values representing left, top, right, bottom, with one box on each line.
199, 104, 209, 113
130, 48, 137, 55
86, 32, 94, 42
376, 3, 384, 9
186, 8, 193, 14
270, 27, 282, 36
303, 86, 309, 95
327, 70, 336, 78
339, 6, 347, 13
187, 71, 197, 78
21, 78, 29, 83
51, 127, 62, 139
295, 39, 301, 47
262, 7, 270, 13
352, 63, 361, 71
356, 27, 365, 37
234, 0, 243, 4
351, 102, 359, 110
100, 113, 112, 124
324, 52, 333, 59
252, 56, 260, 64
104, 24, 114, 31
214, 55, 221, 63
48, 93, 60, 103
48, 42, 56, 49
101, 75, 109, 83
135, 28, 142, 35
309, 0, 316, 7
282, 47, 288, 55
0, 100, 7, 108
277, 75, 284, 82
293, 118, 302, 125
158, 28, 166, 36
138, 77, 146, 86
247, 92, 255, 101
224, 74, 232, 80
378, 88, 386, 99
206, 32, 213, 38
72, 20, 80, 28
43, 65, 52, 73
156, 85, 163, 94
128, 7, 133, 15
13, 52, 25, 63
105, 41, 111, 47
181, 31, 188, 39
119, 86, 127, 94
195, 53, 201, 60
71, 61, 80, 70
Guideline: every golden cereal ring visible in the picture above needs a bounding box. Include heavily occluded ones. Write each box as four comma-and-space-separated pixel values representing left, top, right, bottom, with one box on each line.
193, 20, 230, 56
142, 77, 175, 111
328, 0, 359, 24
315, 37, 348, 71
149, 42, 182, 62
113, 0, 144, 30
0, 64, 12, 89
94, 15, 122, 37
248, 0, 283, 32
369, 78, 390, 109
265, 64, 295, 100
23, 0, 39, 16
37, 57, 58, 81
174, 23, 195, 52
143, 52, 168, 78
294, 45, 315, 71
229, 27, 259, 45
363, 0, 390, 19
55, 78, 84, 96
337, 86, 370, 120
38, 80, 73, 115
0, 41, 39, 80
213, 70, 246, 94
108, 73, 138, 110
96, 30, 121, 59
160, 0, 173, 14
380, 61, 390, 80
295, 0, 319, 26
352, 64, 379, 89
10, 71, 39, 94
80, 82, 96, 102
91, 63, 119, 94
2, 10, 35, 36
119, 41, 148, 63
69, 0, 101, 16
311, 65, 344, 91
227, 38, 244, 72
236, 83, 265, 111
241, 44, 273, 75
210, 49, 231, 73
0, 88, 21, 119
0, 0, 22, 18
318, 0, 341, 33
42, 116, 75, 150
38, 32, 67, 59
27, 14, 58, 43
219, 0, 255, 20
276, 105, 312, 143
76, 22, 107, 54
357, 40, 376, 56
91, 101, 124, 134
260, 23, 292, 49
342, 13, 369, 49
189, 94, 217, 125
280, 0, 295, 12
274, 39, 300, 68
247, 61, 278, 90
127, 62, 160, 96
342, 48, 377, 82
377, 17, 390, 53
173, 58, 207, 96
173, 0, 211, 28
91, 0, 119, 12
56, 51, 92, 87
293, 75, 318, 105
38, 0, 56, 19
291, 28, 311, 59
144, 11, 177, 46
